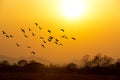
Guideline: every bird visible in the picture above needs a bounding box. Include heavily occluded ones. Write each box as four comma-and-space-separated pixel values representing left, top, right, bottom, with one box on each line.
48, 38, 52, 42
21, 28, 25, 33
24, 34, 28, 38
16, 43, 20, 47
39, 26, 42, 30
48, 36, 54, 42
64, 36, 68, 39
71, 37, 76, 40
54, 41, 58, 44
31, 51, 36, 55
5, 35, 9, 38
55, 39, 59, 42
49, 36, 53, 39
28, 28, 31, 31
43, 40, 47, 43
35, 23, 38, 26
27, 46, 32, 48
61, 29, 64, 32
2, 31, 5, 34
48, 30, 51, 33
40, 36, 44, 39
61, 35, 68, 39
41, 44, 45, 48
59, 43, 63, 46
61, 35, 65, 38
9, 35, 13, 38
32, 32, 35, 36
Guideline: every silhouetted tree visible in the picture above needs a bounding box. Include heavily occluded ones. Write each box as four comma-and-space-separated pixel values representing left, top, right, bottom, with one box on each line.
24, 61, 45, 73
115, 59, 120, 68
66, 63, 78, 72
18, 59, 28, 67
81, 55, 91, 68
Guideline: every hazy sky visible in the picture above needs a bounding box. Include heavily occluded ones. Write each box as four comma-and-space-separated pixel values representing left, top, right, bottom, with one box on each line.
0, 0, 120, 64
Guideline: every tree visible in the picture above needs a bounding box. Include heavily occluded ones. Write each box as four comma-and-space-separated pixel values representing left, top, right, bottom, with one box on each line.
92, 54, 103, 67
18, 59, 28, 67
66, 63, 78, 72
81, 54, 91, 68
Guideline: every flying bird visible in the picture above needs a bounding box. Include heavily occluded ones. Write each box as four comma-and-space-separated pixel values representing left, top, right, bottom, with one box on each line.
27, 46, 32, 48
21, 28, 25, 33
41, 44, 45, 48
48, 30, 51, 33
5, 35, 9, 38
61, 35, 68, 39
2, 31, 5, 34
48, 38, 52, 42
39, 26, 42, 30
61, 35, 65, 38
65, 36, 68, 39
43, 40, 47, 43
9, 35, 13, 38
28, 28, 31, 31
35, 23, 38, 26
61, 29, 64, 32
32, 33, 35, 36
40, 36, 44, 39
71, 37, 76, 40
16, 43, 20, 47
48, 36, 54, 42
49, 36, 53, 39
55, 39, 59, 42
24, 34, 28, 38
59, 43, 63, 46
54, 41, 58, 44
31, 51, 36, 55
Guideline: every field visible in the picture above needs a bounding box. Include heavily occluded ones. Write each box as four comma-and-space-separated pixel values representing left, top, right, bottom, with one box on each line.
0, 72, 120, 80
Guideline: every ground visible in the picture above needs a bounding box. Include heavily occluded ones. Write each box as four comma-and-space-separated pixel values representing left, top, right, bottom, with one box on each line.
0, 72, 120, 80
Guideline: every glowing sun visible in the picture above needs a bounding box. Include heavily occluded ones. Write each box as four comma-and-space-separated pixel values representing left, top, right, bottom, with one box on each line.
61, 0, 86, 19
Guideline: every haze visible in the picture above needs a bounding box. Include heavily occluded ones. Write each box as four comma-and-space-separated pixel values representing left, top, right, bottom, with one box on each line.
0, 0, 120, 64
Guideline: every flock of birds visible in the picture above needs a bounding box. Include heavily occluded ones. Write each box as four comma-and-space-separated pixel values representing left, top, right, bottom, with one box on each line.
1, 23, 76, 55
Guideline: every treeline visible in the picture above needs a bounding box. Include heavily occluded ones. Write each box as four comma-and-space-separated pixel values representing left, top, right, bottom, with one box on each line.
0, 54, 120, 75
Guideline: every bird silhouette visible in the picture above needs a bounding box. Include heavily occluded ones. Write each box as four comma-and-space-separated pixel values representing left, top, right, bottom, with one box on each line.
48, 36, 54, 42
48, 38, 52, 42
71, 37, 76, 40
16, 43, 20, 47
43, 40, 47, 43
39, 26, 42, 30
49, 36, 53, 39
27, 46, 31, 48
59, 43, 63, 46
61, 35, 65, 38
35, 23, 38, 26
54, 41, 58, 44
28, 28, 31, 31
2, 31, 6, 34
21, 28, 25, 33
32, 33, 35, 36
65, 36, 68, 39
9, 35, 13, 38
24, 34, 28, 38
61, 29, 64, 32
31, 51, 36, 55
55, 39, 59, 42
48, 30, 51, 33
5, 35, 9, 38
61, 35, 68, 39
41, 44, 45, 48
40, 36, 44, 39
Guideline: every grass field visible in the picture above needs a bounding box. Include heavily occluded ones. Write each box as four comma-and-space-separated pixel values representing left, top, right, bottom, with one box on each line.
0, 72, 120, 80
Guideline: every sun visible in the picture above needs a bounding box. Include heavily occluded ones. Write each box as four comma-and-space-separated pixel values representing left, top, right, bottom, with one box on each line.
61, 0, 86, 19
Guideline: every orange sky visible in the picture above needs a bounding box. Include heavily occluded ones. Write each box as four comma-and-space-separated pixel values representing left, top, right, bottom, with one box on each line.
0, 0, 120, 64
